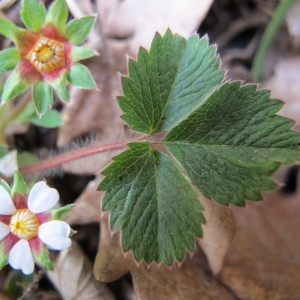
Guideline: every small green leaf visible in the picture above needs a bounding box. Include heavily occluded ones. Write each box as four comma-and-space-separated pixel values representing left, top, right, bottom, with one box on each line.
48, 70, 69, 101
66, 16, 96, 45
33, 81, 53, 116
164, 82, 300, 206
30, 109, 64, 128
0, 48, 20, 74
11, 170, 28, 196
0, 18, 25, 44
119, 29, 224, 134
17, 151, 38, 169
1, 69, 31, 102
52, 204, 73, 220
4, 271, 34, 298
71, 46, 98, 62
21, 0, 46, 32
68, 63, 96, 89
99, 142, 204, 264
45, 0, 68, 33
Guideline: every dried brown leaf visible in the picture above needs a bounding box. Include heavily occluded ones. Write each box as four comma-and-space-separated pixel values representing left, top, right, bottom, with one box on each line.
97, 0, 214, 52
94, 214, 237, 300
64, 178, 102, 225
286, 1, 300, 48
220, 189, 300, 299
47, 241, 115, 300
264, 56, 300, 130
199, 197, 236, 275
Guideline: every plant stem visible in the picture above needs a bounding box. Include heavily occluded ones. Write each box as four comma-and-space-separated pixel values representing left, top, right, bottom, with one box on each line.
252, 0, 294, 82
0, 92, 32, 144
2, 91, 32, 127
20, 138, 144, 175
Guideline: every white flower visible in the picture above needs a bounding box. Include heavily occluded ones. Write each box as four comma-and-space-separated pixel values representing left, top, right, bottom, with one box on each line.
0, 181, 71, 275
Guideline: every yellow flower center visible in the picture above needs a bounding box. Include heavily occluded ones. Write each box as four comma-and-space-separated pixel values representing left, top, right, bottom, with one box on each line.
26, 37, 65, 74
38, 44, 55, 63
10, 209, 39, 240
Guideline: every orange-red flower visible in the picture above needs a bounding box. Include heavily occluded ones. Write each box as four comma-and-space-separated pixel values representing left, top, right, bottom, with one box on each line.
0, 0, 97, 116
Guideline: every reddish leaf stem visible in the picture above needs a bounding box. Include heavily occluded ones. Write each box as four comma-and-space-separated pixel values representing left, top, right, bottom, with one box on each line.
20, 139, 135, 175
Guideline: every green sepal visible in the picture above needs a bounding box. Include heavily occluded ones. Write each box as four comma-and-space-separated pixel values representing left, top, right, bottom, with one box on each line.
0, 18, 26, 44
35, 247, 54, 270
0, 48, 20, 74
45, 0, 68, 33
32, 81, 53, 117
68, 63, 96, 89
51, 204, 74, 220
0, 179, 11, 194
0, 242, 8, 270
1, 69, 31, 103
66, 15, 96, 45
21, 0, 46, 32
30, 109, 64, 128
11, 170, 28, 196
48, 70, 69, 101
71, 46, 98, 62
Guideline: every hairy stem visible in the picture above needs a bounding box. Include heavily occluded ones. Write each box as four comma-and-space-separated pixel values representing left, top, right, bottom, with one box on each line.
20, 137, 147, 175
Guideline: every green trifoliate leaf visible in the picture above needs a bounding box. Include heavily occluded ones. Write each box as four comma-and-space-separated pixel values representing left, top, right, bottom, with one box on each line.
48, 70, 69, 101
0, 48, 20, 74
66, 16, 96, 45
33, 81, 53, 117
21, 0, 46, 32
71, 46, 98, 62
30, 109, 64, 128
11, 170, 28, 196
0, 18, 25, 44
1, 69, 31, 102
119, 29, 224, 134
164, 82, 300, 206
99, 142, 204, 264
68, 63, 96, 89
45, 0, 68, 33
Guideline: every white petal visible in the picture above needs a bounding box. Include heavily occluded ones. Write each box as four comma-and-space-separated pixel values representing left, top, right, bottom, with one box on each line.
28, 181, 59, 213
9, 239, 34, 275
38, 220, 71, 250
0, 222, 10, 240
0, 185, 16, 215
0, 150, 17, 177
